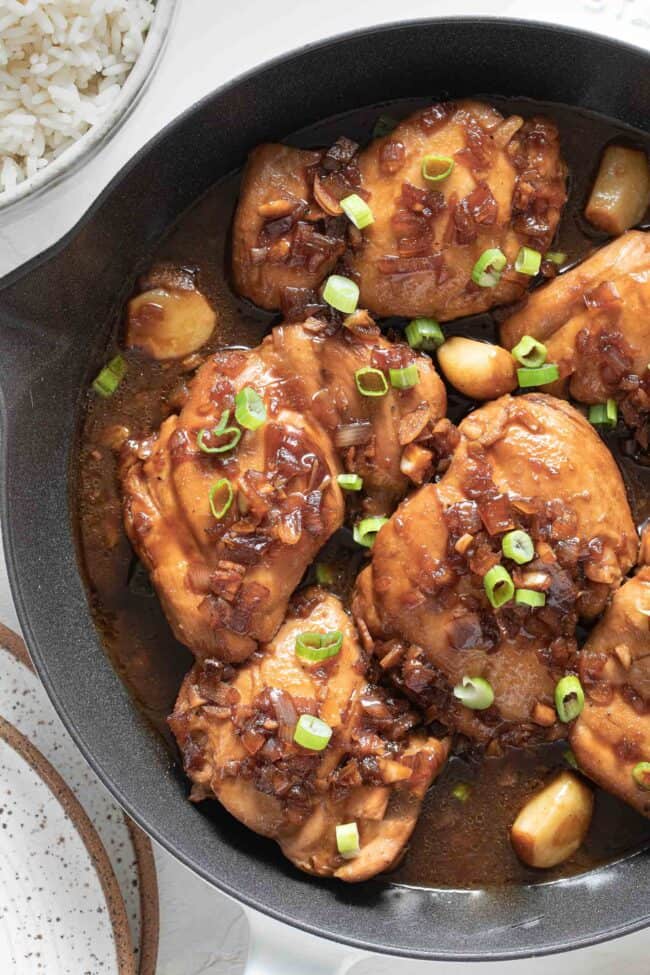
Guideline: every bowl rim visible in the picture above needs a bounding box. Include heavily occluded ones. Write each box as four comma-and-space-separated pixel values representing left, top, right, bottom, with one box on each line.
0, 0, 178, 217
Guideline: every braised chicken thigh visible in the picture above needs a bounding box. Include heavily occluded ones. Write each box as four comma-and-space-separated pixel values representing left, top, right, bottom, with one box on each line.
501, 231, 650, 443
571, 568, 650, 817
169, 588, 449, 880
353, 394, 637, 746
120, 318, 446, 661
346, 101, 567, 319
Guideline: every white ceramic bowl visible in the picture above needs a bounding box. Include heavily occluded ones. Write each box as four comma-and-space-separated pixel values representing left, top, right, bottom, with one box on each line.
0, 0, 178, 217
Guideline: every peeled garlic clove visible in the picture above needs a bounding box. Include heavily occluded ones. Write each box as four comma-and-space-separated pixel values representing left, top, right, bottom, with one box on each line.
511, 771, 594, 869
585, 145, 650, 236
437, 336, 517, 400
126, 287, 216, 360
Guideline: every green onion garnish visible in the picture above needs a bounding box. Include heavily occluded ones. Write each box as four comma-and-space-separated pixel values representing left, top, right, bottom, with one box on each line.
421, 154, 455, 182
554, 675, 585, 723
544, 251, 567, 265
588, 399, 618, 428
373, 114, 397, 138
632, 762, 650, 791
514, 246, 542, 276
315, 563, 334, 586
452, 782, 472, 802
502, 530, 534, 565
511, 335, 548, 369
337, 473, 363, 491
209, 478, 234, 520
453, 675, 494, 711
92, 354, 126, 398
389, 364, 419, 389
354, 366, 388, 398
197, 410, 242, 454
515, 588, 546, 608
471, 248, 507, 288
295, 630, 343, 663
353, 516, 389, 548
564, 748, 579, 770
336, 822, 361, 858
340, 193, 374, 230
293, 714, 332, 751
235, 387, 266, 431
483, 564, 515, 608
405, 317, 444, 351
323, 275, 359, 314
517, 364, 560, 388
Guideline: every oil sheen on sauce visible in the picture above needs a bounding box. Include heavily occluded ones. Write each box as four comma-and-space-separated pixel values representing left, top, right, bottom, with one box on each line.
75, 96, 650, 890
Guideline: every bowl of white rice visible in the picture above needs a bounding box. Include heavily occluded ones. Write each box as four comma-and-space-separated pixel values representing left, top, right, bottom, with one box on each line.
0, 0, 177, 213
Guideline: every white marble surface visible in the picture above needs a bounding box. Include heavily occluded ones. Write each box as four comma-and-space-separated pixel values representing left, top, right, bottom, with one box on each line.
2, 0, 650, 972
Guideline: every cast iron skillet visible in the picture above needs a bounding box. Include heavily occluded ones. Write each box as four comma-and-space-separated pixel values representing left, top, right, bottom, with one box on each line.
1, 18, 649, 962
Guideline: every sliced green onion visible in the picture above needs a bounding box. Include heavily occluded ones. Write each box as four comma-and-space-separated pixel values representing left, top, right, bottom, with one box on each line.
471, 248, 507, 288
353, 516, 389, 548
483, 564, 515, 608
340, 193, 374, 230
511, 335, 548, 369
373, 114, 398, 138
197, 410, 242, 454
588, 399, 618, 428
92, 354, 126, 397
295, 630, 343, 663
315, 563, 334, 586
405, 317, 444, 351
293, 714, 332, 751
517, 364, 560, 388
209, 478, 234, 520
502, 530, 534, 565
554, 675, 585, 723
514, 246, 542, 276
337, 473, 363, 491
515, 588, 546, 608
336, 822, 360, 859
421, 154, 455, 182
564, 748, 579, 770
235, 386, 266, 431
632, 761, 650, 791
453, 675, 494, 711
354, 366, 388, 398
452, 782, 472, 802
389, 364, 419, 389
544, 251, 567, 265
323, 275, 359, 314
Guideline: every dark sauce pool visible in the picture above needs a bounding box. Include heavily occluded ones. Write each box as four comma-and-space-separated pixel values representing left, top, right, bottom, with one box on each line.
75, 96, 650, 890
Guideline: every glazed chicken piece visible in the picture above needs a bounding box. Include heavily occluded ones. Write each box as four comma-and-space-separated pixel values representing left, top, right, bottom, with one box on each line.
232, 141, 358, 311
501, 231, 650, 444
346, 101, 567, 320
120, 318, 446, 661
570, 568, 650, 818
353, 394, 638, 746
168, 589, 449, 881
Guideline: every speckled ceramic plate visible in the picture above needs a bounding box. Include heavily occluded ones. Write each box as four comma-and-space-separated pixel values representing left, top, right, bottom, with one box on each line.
0, 623, 159, 974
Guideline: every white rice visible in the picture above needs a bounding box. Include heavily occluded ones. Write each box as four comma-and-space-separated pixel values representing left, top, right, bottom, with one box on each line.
0, 0, 154, 196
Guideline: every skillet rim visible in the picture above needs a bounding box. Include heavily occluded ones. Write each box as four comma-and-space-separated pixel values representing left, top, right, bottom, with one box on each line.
2, 16, 650, 961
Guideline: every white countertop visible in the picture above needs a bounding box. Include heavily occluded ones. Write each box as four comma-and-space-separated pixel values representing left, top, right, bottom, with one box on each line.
2, 1, 650, 972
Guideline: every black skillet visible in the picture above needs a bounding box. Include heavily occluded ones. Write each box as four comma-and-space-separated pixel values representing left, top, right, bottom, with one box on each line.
1, 18, 649, 962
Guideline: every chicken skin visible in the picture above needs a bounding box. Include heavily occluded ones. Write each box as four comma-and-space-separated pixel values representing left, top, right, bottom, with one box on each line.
501, 231, 650, 444
232, 142, 357, 312
168, 589, 449, 881
346, 101, 567, 320
353, 394, 637, 746
570, 568, 650, 818
120, 318, 446, 661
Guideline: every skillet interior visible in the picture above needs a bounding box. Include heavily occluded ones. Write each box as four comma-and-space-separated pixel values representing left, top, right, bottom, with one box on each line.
1, 18, 650, 960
